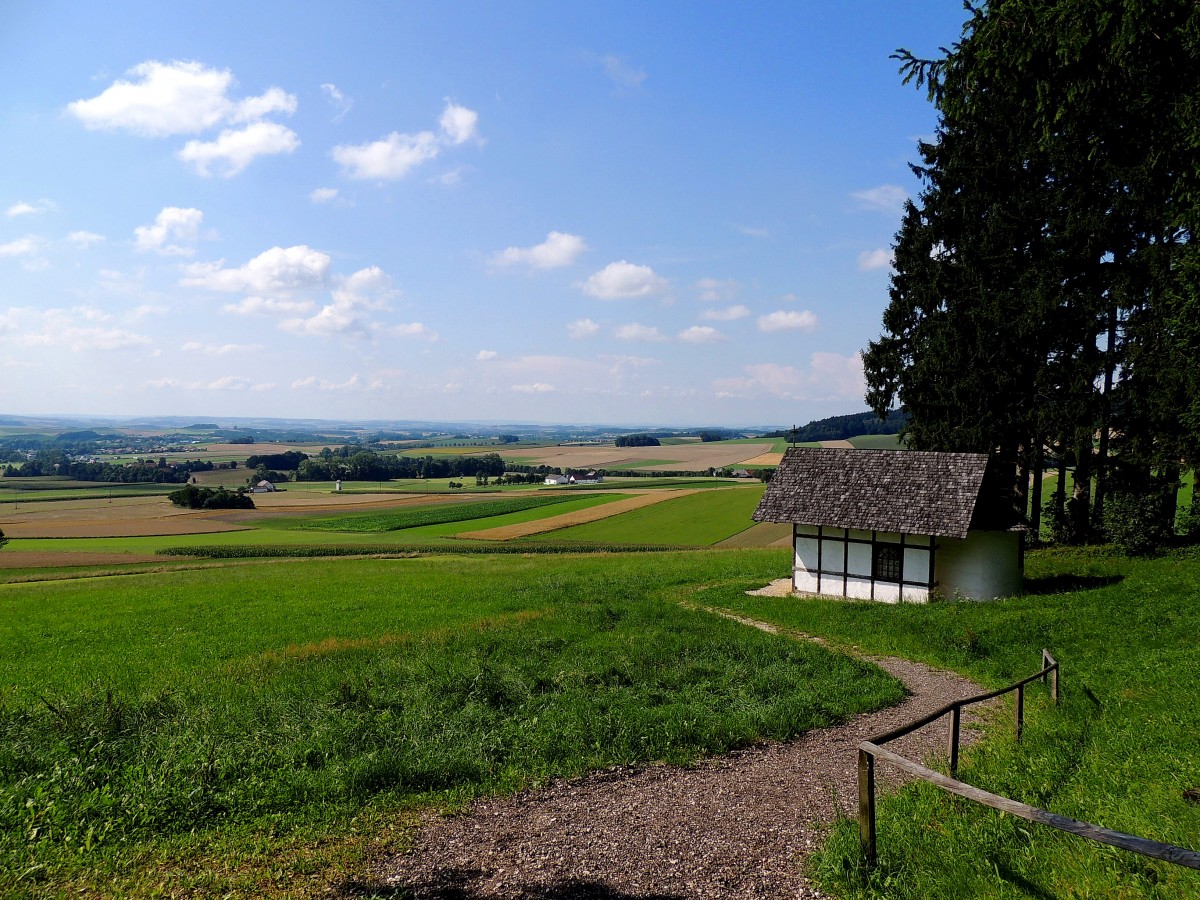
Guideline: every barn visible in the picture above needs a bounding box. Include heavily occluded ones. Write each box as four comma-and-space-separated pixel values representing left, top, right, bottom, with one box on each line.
752, 447, 1024, 602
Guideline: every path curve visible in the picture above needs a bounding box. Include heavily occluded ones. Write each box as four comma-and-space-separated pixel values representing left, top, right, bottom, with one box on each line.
374, 607, 993, 899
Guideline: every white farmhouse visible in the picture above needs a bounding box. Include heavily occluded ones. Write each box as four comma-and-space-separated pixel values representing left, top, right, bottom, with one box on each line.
752, 447, 1024, 602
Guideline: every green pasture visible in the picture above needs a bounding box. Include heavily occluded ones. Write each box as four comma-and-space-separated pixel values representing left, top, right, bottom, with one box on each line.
0, 549, 911, 897
715, 546, 1200, 899
282, 493, 615, 534
529, 485, 765, 546
847, 433, 904, 450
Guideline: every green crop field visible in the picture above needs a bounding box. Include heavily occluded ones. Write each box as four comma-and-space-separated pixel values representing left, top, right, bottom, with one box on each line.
529, 485, 766, 546
0, 549, 907, 897
846, 433, 905, 450
290, 493, 591, 533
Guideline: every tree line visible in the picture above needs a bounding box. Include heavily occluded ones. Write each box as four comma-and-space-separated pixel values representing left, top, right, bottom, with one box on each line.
863, 0, 1200, 547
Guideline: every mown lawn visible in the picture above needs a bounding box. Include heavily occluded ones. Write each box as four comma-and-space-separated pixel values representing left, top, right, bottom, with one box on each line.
0, 548, 908, 897
714, 546, 1200, 899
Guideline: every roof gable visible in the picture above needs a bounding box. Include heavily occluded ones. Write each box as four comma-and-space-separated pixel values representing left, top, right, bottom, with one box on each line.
752, 447, 992, 539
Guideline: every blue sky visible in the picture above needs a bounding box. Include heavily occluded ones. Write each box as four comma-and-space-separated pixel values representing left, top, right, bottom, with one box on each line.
0, 2, 964, 427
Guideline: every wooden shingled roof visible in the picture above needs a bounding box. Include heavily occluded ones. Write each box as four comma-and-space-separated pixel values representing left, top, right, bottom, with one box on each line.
752, 447, 996, 539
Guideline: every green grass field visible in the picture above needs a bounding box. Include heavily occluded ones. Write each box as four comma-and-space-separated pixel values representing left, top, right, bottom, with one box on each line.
529, 485, 766, 546
716, 546, 1200, 899
0, 549, 907, 897
846, 433, 905, 450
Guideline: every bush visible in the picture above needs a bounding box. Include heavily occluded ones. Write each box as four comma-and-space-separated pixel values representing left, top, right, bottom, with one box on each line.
167, 485, 255, 510
1102, 489, 1174, 556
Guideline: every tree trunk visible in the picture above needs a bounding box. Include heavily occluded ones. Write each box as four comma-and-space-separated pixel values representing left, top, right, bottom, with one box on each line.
1029, 438, 1045, 542
1092, 304, 1119, 531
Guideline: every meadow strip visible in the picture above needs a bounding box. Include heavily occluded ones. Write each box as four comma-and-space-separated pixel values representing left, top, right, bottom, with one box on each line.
455, 490, 698, 540
295, 493, 586, 533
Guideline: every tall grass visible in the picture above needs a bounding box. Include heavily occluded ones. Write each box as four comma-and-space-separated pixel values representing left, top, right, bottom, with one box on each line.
0, 549, 906, 896
716, 546, 1200, 898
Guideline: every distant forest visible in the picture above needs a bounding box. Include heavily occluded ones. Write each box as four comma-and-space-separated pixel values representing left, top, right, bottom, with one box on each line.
765, 410, 906, 443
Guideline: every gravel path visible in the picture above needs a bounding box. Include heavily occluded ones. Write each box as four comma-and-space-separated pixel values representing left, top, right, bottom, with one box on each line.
374, 606, 994, 899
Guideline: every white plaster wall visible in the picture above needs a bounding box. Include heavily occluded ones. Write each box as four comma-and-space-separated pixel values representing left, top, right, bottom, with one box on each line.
845, 575, 874, 600
935, 531, 1023, 600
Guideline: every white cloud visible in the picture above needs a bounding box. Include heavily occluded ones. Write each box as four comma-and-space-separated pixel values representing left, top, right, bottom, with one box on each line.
581, 261, 668, 299
851, 184, 908, 214
222, 296, 316, 316
6, 200, 55, 217
615, 322, 666, 342
310, 187, 338, 203
713, 353, 865, 402
67, 231, 106, 248
133, 206, 204, 255
491, 231, 587, 269
279, 265, 394, 337
182, 245, 332, 294
758, 309, 818, 332
857, 248, 892, 271
2, 306, 150, 351
67, 60, 294, 137
321, 83, 353, 121
332, 101, 479, 180
512, 382, 555, 394
332, 131, 439, 179
290, 374, 368, 392
678, 325, 724, 343
700, 304, 750, 321
177, 121, 299, 176
148, 375, 276, 391
601, 55, 647, 88
477, 350, 498, 361
439, 102, 479, 144
387, 322, 437, 339
0, 237, 41, 258
694, 277, 739, 302
567, 318, 600, 339
181, 340, 260, 355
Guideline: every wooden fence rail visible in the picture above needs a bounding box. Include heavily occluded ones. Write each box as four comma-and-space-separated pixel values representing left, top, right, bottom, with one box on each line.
858, 650, 1200, 872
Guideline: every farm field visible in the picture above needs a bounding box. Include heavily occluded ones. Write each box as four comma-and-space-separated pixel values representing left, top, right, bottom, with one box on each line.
0, 480, 783, 574
526, 484, 766, 546
0, 549, 908, 897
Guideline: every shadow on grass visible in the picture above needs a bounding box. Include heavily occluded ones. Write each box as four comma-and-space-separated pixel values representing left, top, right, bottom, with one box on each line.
337, 869, 685, 899
994, 861, 1063, 900
1022, 573, 1123, 594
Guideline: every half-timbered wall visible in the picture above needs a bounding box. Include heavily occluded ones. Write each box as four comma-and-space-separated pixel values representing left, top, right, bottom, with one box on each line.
793, 524, 935, 603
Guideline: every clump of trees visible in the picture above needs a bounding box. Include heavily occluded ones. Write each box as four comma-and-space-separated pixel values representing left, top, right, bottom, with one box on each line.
863, 0, 1200, 547
764, 411, 907, 444
3, 450, 212, 484
245, 451, 307, 471
167, 485, 255, 510
614, 434, 661, 447
294, 448, 507, 482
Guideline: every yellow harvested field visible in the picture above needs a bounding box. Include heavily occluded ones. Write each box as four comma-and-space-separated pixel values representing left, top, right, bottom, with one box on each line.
505, 442, 776, 471
740, 452, 783, 467
456, 490, 698, 541
819, 439, 855, 449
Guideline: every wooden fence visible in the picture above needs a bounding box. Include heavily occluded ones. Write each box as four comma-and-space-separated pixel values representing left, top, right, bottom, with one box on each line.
858, 650, 1200, 871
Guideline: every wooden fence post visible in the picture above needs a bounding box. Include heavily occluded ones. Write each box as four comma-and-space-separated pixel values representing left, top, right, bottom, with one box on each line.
1015, 682, 1025, 742
859, 748, 877, 867
947, 705, 961, 778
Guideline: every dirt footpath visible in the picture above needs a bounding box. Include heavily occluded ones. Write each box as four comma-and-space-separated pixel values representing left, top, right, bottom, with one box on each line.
375, 613, 993, 899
